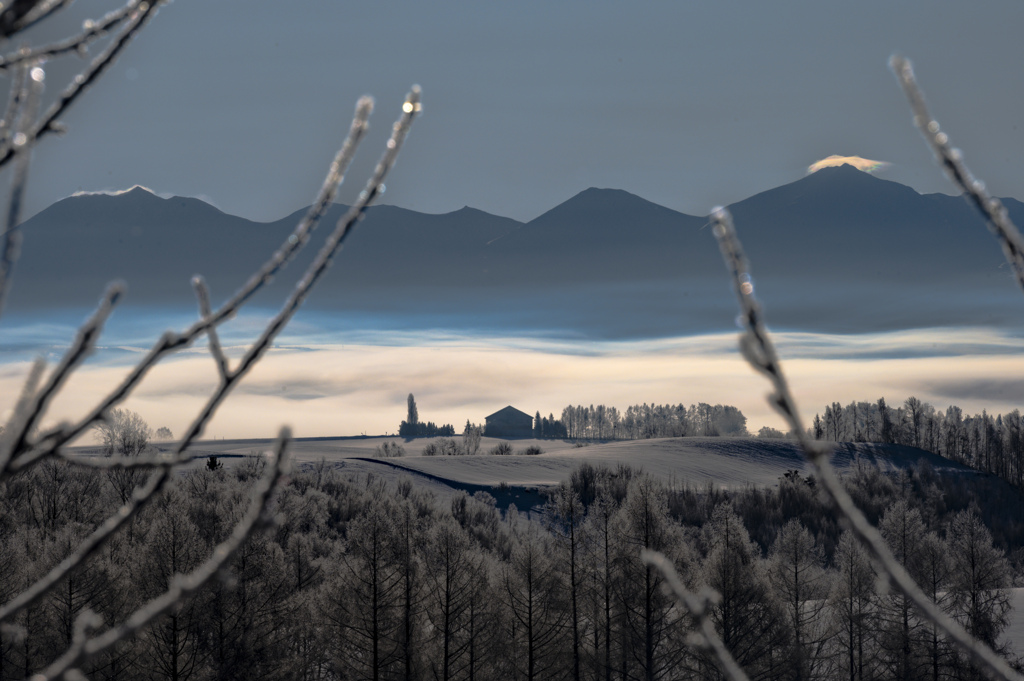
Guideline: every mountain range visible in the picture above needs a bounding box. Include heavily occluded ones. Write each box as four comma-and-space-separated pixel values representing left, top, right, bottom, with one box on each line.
8, 164, 1024, 339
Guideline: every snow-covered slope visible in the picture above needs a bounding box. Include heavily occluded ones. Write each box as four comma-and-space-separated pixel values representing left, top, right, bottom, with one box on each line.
173, 435, 971, 490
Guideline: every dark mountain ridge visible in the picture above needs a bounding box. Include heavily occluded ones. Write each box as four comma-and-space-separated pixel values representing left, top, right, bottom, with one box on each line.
9, 165, 1022, 338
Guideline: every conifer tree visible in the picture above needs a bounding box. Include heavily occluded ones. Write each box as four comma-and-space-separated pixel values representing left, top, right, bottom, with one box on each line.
827, 530, 879, 681
946, 509, 1012, 679
768, 519, 829, 681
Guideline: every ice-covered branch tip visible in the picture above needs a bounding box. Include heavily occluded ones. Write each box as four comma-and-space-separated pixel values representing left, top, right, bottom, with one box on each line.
641, 550, 750, 681
710, 207, 825, 457
36, 429, 292, 681
0, 1, 136, 71
0, 0, 74, 38
0, 0, 165, 172
0, 60, 44, 319
1, 90, 418, 669
192, 276, 229, 379
890, 55, 1024, 293
171, 86, 420, 451
711, 204, 1023, 681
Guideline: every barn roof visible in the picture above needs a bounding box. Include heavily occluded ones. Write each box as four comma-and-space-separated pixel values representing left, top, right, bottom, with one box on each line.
485, 405, 532, 421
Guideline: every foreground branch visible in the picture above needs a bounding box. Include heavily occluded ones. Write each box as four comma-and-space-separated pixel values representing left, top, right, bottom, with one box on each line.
890, 55, 1024, 293
0, 91, 422, 677
711, 206, 1022, 681
641, 550, 751, 681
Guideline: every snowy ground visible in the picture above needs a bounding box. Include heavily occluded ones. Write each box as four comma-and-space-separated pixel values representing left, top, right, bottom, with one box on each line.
1003, 588, 1024, 658
156, 435, 970, 489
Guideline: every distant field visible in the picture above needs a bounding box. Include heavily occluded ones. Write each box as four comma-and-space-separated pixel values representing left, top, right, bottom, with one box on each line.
139, 434, 972, 491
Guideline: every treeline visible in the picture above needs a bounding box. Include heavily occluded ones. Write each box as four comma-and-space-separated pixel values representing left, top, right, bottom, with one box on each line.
397, 420, 455, 438
537, 402, 748, 440
398, 393, 454, 438
3, 456, 1020, 679
813, 396, 1024, 487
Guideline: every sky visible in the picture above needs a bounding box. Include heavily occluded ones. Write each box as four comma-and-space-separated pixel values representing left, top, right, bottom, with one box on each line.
16, 0, 1024, 223
5, 1, 1024, 439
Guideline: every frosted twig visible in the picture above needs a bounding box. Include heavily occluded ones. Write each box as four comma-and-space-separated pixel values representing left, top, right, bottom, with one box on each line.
641, 550, 750, 681
0, 60, 26, 147
0, 2, 136, 71
0, 356, 44, 474
0, 0, 163, 171
7, 93, 382, 471
173, 87, 420, 449
192, 276, 228, 379
711, 206, 1022, 681
0, 94, 415, 665
0, 468, 164, 623
0, 60, 42, 318
891, 55, 1024, 293
0, 0, 74, 39
2, 284, 122, 465
34, 429, 291, 681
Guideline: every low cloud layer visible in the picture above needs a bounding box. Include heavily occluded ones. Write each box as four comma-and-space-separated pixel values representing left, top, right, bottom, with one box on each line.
4, 327, 1023, 443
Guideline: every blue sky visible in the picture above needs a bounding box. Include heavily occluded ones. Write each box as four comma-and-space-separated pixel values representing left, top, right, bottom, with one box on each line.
19, 1, 1024, 222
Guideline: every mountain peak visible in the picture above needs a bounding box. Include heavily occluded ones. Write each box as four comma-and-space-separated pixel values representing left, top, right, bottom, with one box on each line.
70, 184, 158, 200
529, 186, 692, 225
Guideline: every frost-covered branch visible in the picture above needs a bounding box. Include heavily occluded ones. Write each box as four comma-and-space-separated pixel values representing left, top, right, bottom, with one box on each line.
0, 89, 421, 678
0, 0, 164, 172
0, 60, 43, 317
890, 55, 1024, 294
1, 284, 122, 469
173, 87, 419, 450
641, 550, 751, 681
0, 0, 74, 39
192, 276, 229, 379
0, 60, 27, 147
0, 1, 137, 71
3, 91, 390, 474
711, 206, 1023, 681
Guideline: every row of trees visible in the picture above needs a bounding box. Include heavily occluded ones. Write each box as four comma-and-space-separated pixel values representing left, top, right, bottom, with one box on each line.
2, 452, 1017, 680
398, 393, 455, 438
538, 403, 749, 441
813, 397, 1024, 487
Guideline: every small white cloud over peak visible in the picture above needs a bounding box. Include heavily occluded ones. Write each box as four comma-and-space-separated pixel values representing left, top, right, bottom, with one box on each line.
71, 184, 159, 198
807, 155, 891, 174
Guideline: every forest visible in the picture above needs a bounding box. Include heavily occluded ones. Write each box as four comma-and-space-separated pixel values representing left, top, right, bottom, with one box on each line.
811, 397, 1024, 490
1, 452, 1020, 680
533, 403, 749, 441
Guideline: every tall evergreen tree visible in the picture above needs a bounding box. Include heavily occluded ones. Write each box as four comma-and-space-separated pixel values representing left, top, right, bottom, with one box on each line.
703, 503, 786, 680
407, 393, 419, 426
827, 530, 878, 681
946, 509, 1012, 680
768, 519, 829, 681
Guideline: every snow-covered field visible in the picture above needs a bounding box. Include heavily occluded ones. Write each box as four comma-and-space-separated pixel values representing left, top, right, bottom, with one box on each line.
158, 434, 971, 489
1004, 588, 1024, 657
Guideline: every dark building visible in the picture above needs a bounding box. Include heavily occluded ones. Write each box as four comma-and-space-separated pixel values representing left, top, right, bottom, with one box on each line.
484, 406, 533, 438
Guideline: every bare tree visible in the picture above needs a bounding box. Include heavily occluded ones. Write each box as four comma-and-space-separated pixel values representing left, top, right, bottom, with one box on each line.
94, 408, 152, 504
95, 408, 151, 458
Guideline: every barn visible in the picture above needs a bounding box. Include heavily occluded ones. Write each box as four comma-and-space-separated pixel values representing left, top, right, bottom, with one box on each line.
484, 406, 533, 438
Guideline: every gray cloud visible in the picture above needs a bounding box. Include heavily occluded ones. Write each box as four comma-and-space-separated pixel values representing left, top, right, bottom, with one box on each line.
920, 379, 1024, 405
